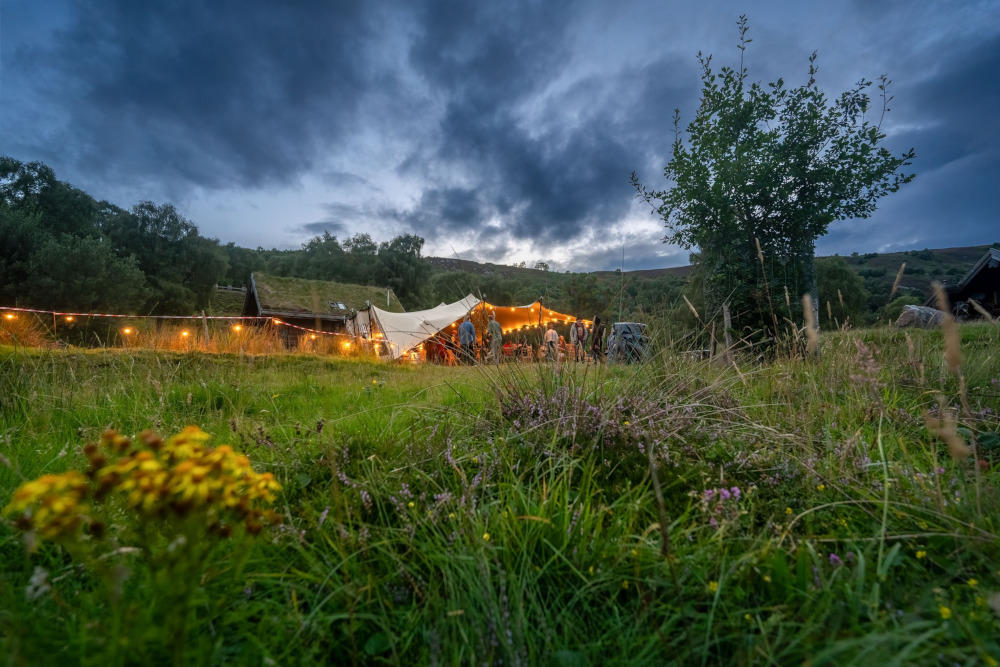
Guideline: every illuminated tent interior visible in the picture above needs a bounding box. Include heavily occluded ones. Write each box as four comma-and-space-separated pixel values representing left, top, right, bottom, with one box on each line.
431, 301, 593, 349
350, 298, 592, 361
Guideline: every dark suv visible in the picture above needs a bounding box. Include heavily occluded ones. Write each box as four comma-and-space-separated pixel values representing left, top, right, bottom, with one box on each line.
607, 322, 650, 363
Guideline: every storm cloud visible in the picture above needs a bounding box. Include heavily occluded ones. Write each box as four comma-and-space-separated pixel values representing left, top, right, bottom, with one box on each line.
2, 0, 998, 270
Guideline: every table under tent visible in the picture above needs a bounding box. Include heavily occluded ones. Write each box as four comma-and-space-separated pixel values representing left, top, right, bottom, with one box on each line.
348, 296, 593, 362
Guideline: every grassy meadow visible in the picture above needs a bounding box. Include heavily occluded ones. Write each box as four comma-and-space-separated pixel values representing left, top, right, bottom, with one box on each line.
1, 323, 999, 665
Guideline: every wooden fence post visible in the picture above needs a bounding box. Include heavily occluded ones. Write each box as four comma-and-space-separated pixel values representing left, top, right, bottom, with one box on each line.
201, 310, 210, 350
722, 301, 733, 362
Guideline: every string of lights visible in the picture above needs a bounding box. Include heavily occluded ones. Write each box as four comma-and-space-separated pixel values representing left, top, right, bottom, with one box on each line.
1, 306, 351, 339
0, 306, 264, 320
272, 319, 349, 338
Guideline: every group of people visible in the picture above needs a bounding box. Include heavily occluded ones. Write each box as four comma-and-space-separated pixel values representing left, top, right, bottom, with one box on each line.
435, 313, 608, 365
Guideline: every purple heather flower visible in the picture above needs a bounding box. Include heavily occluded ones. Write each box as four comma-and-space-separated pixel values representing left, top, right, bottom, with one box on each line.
318, 506, 330, 526
829, 553, 843, 566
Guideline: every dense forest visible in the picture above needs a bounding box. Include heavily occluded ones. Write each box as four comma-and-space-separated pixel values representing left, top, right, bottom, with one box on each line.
2, 157, 993, 329
0, 157, 430, 313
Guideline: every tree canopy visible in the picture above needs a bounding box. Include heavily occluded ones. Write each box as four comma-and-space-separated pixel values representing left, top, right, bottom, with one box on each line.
632, 16, 915, 339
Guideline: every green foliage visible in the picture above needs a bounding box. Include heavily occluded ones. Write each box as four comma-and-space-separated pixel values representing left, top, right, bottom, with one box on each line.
0, 157, 100, 238
632, 17, 915, 338
101, 201, 229, 314
24, 235, 148, 312
816, 256, 869, 327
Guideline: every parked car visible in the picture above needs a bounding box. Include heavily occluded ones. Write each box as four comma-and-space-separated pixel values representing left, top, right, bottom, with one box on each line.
607, 322, 650, 363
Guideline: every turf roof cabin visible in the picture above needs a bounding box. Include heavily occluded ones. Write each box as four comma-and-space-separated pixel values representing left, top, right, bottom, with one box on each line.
243, 273, 404, 347
925, 247, 1000, 320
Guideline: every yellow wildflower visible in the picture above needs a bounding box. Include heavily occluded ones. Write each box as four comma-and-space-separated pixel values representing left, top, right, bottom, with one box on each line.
817, 484, 826, 492
708, 581, 718, 593
621, 580, 629, 589
482, 532, 490, 542
967, 578, 978, 587
4, 471, 90, 539
916, 550, 927, 559
938, 605, 951, 619
763, 575, 772, 583
162, 426, 211, 461
407, 501, 415, 508
785, 507, 793, 515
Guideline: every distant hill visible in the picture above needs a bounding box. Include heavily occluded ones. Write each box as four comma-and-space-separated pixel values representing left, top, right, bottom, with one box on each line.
427, 256, 692, 279
838, 245, 995, 298
430, 244, 996, 299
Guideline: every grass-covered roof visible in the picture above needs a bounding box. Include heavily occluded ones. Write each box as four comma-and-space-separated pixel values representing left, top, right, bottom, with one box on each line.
250, 273, 404, 315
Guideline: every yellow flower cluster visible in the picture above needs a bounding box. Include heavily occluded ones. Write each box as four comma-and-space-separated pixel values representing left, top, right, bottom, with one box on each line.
5, 471, 90, 539
4, 427, 282, 541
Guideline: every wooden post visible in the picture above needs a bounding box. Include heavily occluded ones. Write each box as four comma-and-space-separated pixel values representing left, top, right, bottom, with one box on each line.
201, 310, 210, 350
722, 301, 733, 361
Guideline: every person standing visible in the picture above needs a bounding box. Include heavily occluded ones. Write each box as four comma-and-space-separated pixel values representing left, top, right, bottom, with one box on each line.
458, 315, 476, 364
572, 318, 587, 362
544, 323, 559, 361
569, 317, 580, 360
487, 313, 503, 364
590, 316, 605, 363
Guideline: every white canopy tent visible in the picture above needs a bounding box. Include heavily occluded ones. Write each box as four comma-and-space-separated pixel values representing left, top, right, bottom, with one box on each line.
349, 294, 480, 360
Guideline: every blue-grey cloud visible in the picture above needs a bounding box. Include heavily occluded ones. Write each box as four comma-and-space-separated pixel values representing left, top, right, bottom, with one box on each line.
3, 1, 386, 191
300, 220, 349, 237
2, 0, 998, 271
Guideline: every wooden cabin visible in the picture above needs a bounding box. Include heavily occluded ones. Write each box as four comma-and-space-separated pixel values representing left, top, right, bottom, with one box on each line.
243, 273, 404, 347
926, 247, 1000, 319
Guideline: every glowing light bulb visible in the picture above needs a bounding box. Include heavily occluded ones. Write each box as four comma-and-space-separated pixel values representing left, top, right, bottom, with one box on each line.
4, 313, 14, 320
122, 328, 132, 335
181, 330, 189, 337
65, 316, 74, 322
233, 325, 242, 332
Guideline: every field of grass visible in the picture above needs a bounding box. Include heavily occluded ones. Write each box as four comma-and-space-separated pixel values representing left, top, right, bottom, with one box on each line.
2, 323, 999, 665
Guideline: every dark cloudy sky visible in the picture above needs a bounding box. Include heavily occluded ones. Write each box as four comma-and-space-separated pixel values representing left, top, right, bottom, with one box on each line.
2, 1, 998, 271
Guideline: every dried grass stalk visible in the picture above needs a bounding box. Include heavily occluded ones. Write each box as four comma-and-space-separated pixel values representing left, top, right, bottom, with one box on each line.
682, 295, 701, 322
925, 407, 972, 459
969, 298, 997, 325
932, 282, 962, 375
888, 262, 906, 302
